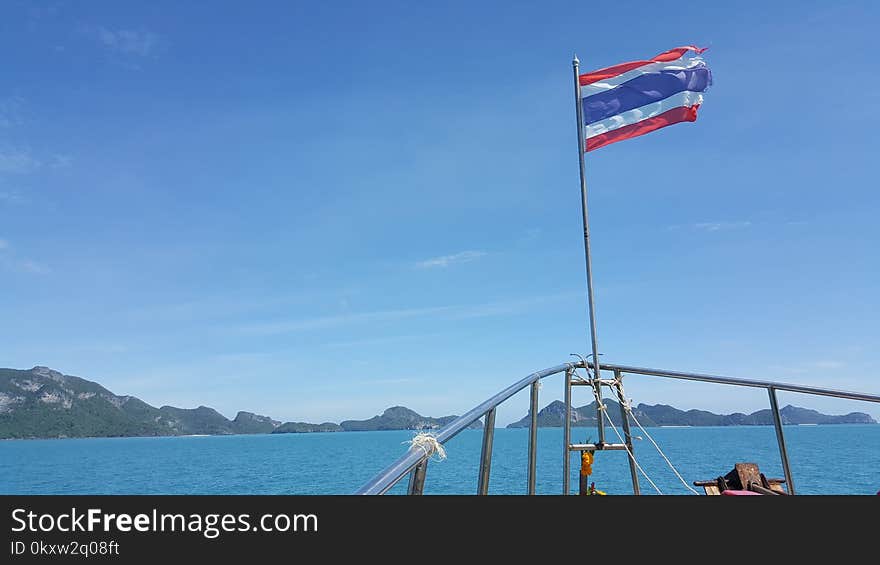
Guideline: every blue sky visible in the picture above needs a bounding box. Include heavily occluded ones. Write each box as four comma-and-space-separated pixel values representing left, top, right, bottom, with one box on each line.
2, 1, 878, 425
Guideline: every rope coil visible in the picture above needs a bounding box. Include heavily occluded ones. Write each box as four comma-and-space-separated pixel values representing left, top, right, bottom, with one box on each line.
404, 432, 447, 462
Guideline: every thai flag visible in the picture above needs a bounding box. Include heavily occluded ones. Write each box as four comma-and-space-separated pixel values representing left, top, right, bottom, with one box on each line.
579, 46, 712, 151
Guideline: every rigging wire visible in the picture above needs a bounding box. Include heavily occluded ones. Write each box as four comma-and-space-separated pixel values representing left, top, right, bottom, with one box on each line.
598, 400, 664, 494
583, 378, 662, 494
604, 382, 701, 495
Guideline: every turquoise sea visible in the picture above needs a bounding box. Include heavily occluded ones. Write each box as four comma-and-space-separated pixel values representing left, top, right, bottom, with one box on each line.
2, 425, 878, 495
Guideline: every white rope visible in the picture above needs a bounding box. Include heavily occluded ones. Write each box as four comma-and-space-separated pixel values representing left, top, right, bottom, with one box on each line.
609, 388, 701, 495
627, 410, 700, 495
596, 399, 664, 495
586, 380, 662, 493
404, 432, 447, 462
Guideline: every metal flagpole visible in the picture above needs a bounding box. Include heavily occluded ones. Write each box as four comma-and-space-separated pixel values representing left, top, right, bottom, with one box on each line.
572, 55, 605, 445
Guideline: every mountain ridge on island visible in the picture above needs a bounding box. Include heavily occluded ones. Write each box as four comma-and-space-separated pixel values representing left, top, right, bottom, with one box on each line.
506, 399, 876, 428
0, 366, 480, 439
0, 366, 874, 440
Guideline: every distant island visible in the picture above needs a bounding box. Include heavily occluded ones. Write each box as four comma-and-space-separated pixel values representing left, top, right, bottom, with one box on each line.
506, 399, 876, 428
0, 366, 875, 440
0, 366, 480, 440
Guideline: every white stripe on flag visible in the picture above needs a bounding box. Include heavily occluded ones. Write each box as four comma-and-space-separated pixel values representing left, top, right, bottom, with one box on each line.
580, 54, 706, 97
584, 91, 704, 139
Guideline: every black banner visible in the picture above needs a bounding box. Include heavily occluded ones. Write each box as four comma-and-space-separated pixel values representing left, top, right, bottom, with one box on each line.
1, 495, 873, 561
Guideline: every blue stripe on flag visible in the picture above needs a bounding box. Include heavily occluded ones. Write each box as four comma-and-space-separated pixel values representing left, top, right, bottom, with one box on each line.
582, 66, 711, 124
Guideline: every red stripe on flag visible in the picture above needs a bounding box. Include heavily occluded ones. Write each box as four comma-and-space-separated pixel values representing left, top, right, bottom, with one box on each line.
578, 46, 707, 86
585, 105, 700, 152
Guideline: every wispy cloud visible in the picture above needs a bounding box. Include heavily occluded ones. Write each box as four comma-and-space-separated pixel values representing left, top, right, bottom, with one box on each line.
209, 352, 276, 364
692, 221, 752, 232
125, 287, 362, 322
0, 149, 41, 174
0, 258, 52, 275
521, 228, 542, 242
89, 26, 162, 57
360, 377, 419, 386
49, 154, 73, 169
98, 27, 159, 57
0, 96, 25, 128
237, 305, 456, 335
52, 343, 130, 355
811, 360, 845, 370
0, 242, 51, 275
0, 189, 25, 204
443, 291, 582, 321
324, 333, 442, 349
669, 220, 809, 232
235, 292, 579, 336
18, 259, 51, 275
415, 250, 487, 269
767, 359, 847, 376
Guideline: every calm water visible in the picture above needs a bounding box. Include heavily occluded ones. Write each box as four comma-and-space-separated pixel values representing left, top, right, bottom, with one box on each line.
2, 425, 878, 495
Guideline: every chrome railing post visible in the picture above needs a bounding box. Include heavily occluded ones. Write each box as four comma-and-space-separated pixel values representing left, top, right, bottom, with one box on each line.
768, 386, 795, 494
407, 459, 428, 495
613, 369, 640, 495
563, 368, 572, 495
528, 380, 539, 495
477, 408, 497, 495
592, 362, 606, 446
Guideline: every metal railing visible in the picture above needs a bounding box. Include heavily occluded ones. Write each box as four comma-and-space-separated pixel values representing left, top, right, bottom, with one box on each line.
355, 363, 576, 495
355, 360, 880, 495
